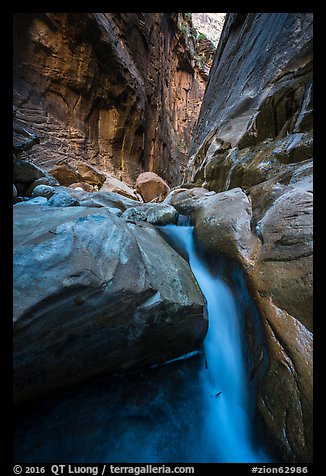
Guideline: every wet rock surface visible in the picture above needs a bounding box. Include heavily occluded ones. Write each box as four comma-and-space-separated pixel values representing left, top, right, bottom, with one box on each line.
182, 13, 313, 462
185, 13, 313, 186
14, 355, 208, 463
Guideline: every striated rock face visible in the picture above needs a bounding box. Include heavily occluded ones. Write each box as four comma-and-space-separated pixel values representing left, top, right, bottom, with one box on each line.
185, 13, 313, 190
182, 13, 313, 462
13, 13, 208, 187
13, 206, 207, 405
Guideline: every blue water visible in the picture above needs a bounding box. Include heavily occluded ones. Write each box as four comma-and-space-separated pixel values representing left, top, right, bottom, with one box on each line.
14, 222, 274, 463
160, 224, 272, 462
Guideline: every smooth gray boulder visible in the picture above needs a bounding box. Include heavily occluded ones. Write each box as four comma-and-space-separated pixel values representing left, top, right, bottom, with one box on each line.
166, 187, 259, 267
64, 189, 141, 211
31, 184, 56, 199
13, 206, 207, 404
121, 203, 178, 226
14, 196, 48, 206
26, 176, 60, 196
47, 191, 80, 207
255, 187, 313, 331
164, 187, 216, 221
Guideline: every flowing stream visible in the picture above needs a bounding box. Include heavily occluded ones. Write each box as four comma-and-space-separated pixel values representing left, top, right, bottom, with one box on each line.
159, 222, 272, 462
14, 222, 275, 463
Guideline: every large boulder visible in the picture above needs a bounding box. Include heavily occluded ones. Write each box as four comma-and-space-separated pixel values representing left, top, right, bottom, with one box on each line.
194, 188, 259, 267
75, 190, 140, 211
47, 191, 80, 207
31, 184, 56, 199
47, 186, 140, 212
248, 159, 313, 225
48, 161, 83, 186
13, 206, 207, 405
75, 161, 107, 188
14, 159, 45, 183
26, 176, 60, 196
121, 203, 178, 226
254, 188, 313, 331
167, 187, 259, 267
135, 172, 170, 202
100, 175, 140, 201
250, 179, 313, 462
164, 187, 216, 221
254, 297, 313, 463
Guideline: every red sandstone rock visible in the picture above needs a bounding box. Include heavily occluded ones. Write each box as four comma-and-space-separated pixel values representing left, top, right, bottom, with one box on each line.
13, 13, 208, 187
48, 161, 83, 186
75, 162, 107, 188
135, 172, 170, 202
100, 176, 139, 201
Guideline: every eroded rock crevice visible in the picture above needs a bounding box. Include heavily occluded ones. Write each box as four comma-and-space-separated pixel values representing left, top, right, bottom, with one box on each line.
178, 12, 313, 463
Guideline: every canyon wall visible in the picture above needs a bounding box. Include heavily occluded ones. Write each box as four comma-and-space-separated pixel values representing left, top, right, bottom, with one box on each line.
192, 13, 226, 46
13, 11, 313, 463
13, 13, 209, 187
184, 13, 313, 462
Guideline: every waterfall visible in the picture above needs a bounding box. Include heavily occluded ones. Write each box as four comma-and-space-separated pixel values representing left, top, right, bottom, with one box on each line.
159, 223, 272, 462
14, 222, 275, 464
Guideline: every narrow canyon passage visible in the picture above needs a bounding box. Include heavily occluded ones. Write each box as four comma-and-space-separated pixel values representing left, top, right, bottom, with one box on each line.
14, 222, 275, 463
13, 12, 313, 464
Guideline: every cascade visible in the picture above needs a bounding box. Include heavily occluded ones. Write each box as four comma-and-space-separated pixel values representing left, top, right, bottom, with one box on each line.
159, 223, 272, 462
14, 221, 274, 463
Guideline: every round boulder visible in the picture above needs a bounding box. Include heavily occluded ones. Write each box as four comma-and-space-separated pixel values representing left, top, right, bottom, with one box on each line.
135, 172, 170, 202
47, 191, 80, 207
31, 184, 56, 199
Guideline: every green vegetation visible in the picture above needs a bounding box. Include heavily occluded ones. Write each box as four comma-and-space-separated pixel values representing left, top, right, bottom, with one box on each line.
179, 22, 187, 35
194, 52, 209, 70
197, 32, 208, 42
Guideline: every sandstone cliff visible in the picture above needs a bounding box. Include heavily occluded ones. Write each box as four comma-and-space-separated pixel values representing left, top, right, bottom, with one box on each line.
13, 13, 208, 187
183, 13, 313, 463
12, 11, 313, 464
